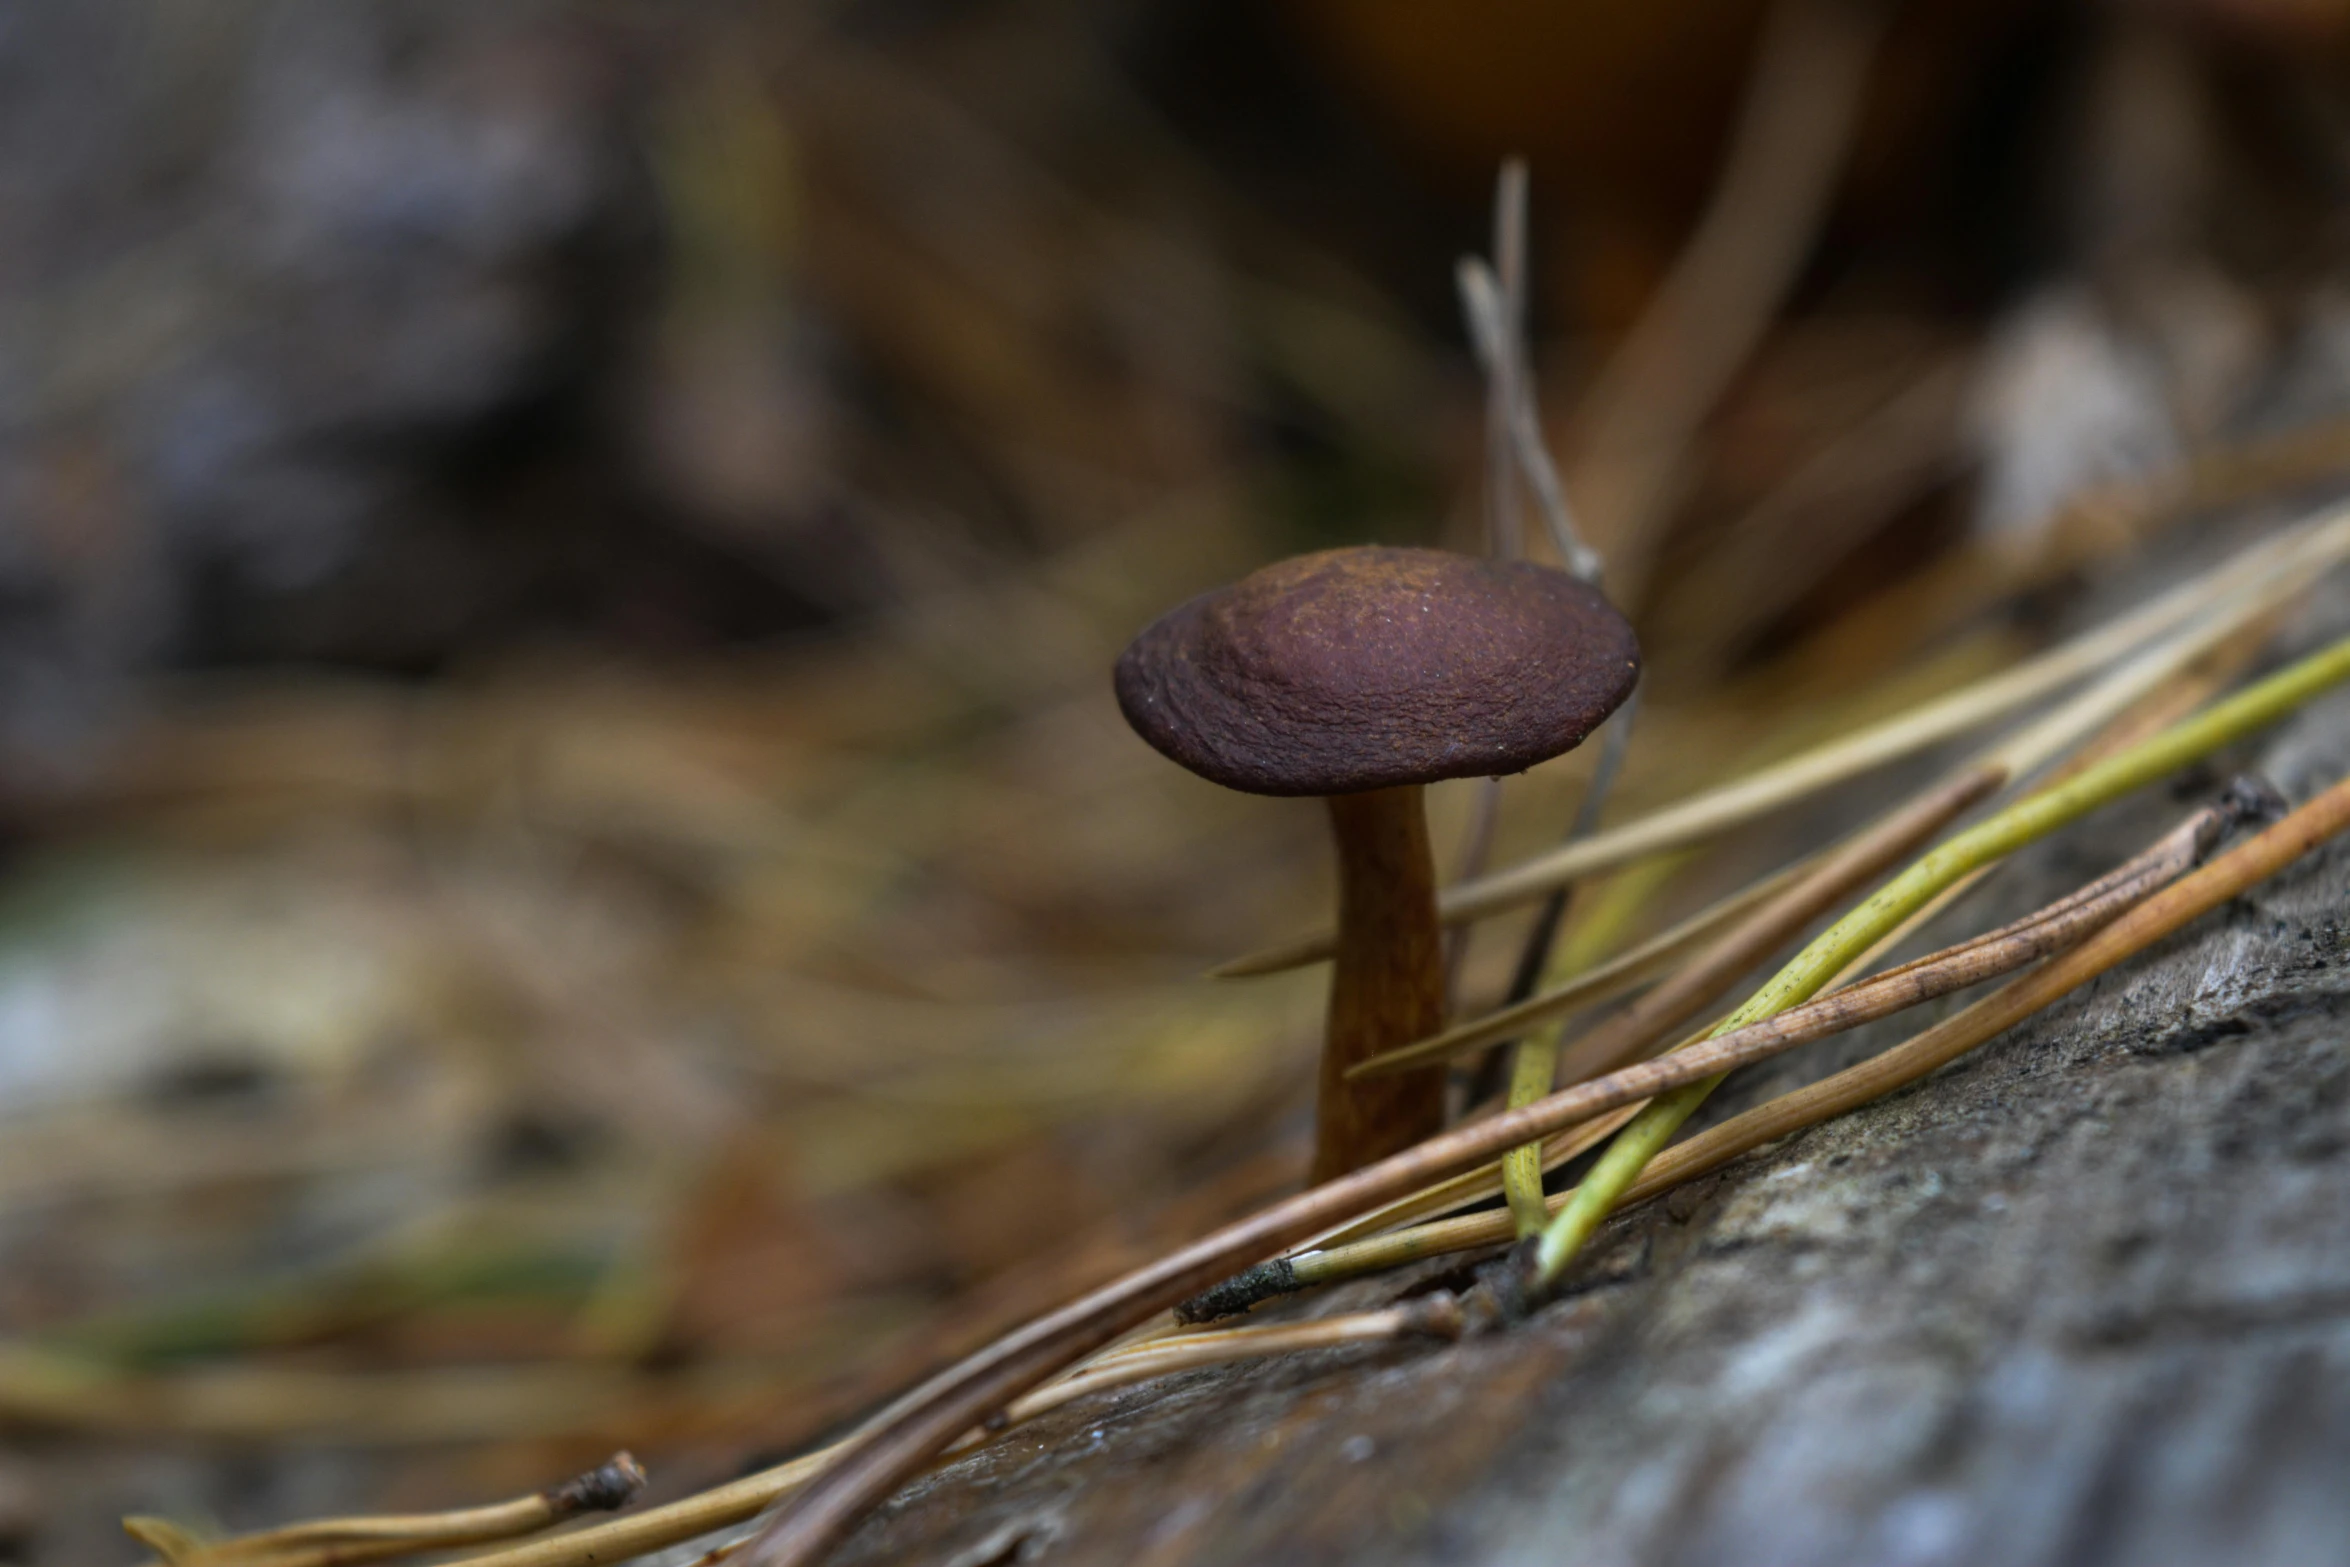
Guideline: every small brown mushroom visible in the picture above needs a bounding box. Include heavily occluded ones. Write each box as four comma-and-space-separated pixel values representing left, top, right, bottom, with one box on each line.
1115, 545, 1639, 1181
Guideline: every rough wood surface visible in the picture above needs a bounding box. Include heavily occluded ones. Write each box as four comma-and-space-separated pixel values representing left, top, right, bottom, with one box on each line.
819, 620, 2350, 1567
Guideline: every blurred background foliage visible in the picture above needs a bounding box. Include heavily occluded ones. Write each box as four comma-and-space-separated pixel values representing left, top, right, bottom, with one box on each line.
9, 0, 2350, 1559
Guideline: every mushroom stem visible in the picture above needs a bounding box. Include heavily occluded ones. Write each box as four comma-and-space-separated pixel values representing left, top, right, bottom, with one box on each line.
1315, 785, 1447, 1181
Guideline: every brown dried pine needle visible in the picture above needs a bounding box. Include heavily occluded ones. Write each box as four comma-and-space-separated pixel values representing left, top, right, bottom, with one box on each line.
127, 1453, 646, 1567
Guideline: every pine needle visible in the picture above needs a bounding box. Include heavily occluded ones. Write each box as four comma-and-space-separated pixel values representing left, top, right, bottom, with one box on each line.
128, 1455, 645, 1567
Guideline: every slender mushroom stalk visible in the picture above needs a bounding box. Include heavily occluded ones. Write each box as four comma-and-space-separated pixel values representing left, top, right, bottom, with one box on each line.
1116, 546, 1638, 1181
1318, 784, 1445, 1180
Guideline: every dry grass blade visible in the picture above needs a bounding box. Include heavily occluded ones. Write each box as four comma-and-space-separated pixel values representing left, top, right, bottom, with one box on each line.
1457, 194, 1601, 578
128, 1456, 646, 1567
988, 1294, 1464, 1431
425, 1454, 838, 1567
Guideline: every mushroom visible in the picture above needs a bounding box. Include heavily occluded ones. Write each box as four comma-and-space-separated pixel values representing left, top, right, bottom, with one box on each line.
1115, 545, 1639, 1181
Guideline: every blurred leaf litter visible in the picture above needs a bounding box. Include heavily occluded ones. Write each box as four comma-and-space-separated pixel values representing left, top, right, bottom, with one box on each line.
12, 0, 2350, 1560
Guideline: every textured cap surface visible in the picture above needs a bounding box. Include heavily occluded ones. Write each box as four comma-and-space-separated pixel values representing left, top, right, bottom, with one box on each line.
1115, 545, 1639, 796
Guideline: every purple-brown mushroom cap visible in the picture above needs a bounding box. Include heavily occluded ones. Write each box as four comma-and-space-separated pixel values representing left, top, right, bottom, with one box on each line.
1115, 545, 1640, 797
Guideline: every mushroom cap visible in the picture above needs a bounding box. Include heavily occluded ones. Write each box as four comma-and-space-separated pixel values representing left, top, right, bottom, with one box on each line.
1114, 545, 1639, 797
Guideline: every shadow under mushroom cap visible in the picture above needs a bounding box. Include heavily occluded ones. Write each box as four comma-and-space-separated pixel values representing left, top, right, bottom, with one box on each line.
1114, 546, 1640, 798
